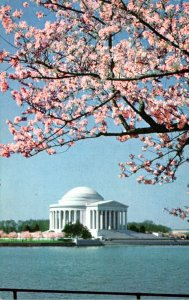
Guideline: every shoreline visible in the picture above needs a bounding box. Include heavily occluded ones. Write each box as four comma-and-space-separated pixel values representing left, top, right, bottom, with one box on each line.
0, 242, 75, 247
0, 238, 189, 247
103, 238, 189, 246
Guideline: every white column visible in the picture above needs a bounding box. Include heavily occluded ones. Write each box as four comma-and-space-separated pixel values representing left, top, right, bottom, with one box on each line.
125, 210, 127, 229
58, 210, 61, 229
54, 211, 55, 230
74, 210, 77, 223
53, 210, 56, 229
53, 211, 55, 230
99, 210, 101, 229
59, 210, 61, 229
111, 211, 113, 229
56, 211, 59, 229
70, 210, 73, 223
61, 211, 64, 229
105, 211, 107, 230
108, 211, 111, 229
113, 211, 116, 229
62, 211, 65, 229
80, 210, 83, 224
96, 210, 99, 230
120, 212, 122, 229
57, 211, 59, 229
92, 210, 95, 229
76, 210, 80, 222
54, 211, 57, 230
117, 211, 120, 230
51, 211, 54, 229
89, 210, 91, 229
123, 211, 126, 229
92, 210, 94, 229
100, 211, 103, 229
52, 212, 53, 230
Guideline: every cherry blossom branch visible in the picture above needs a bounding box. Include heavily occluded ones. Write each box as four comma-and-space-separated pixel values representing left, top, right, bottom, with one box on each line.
17, 62, 189, 83
0, 0, 188, 213
108, 68, 189, 81
38, 0, 106, 25
119, 0, 189, 57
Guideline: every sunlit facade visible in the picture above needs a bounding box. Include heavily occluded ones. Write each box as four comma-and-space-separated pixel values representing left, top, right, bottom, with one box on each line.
49, 187, 128, 238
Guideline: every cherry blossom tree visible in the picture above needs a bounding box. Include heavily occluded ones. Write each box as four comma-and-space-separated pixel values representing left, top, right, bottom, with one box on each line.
8, 231, 18, 238
0, 230, 5, 238
0, 1, 188, 218
42, 231, 64, 239
19, 231, 32, 239
31, 231, 43, 239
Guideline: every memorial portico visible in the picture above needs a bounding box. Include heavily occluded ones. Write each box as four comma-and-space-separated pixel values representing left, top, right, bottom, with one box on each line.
49, 187, 128, 238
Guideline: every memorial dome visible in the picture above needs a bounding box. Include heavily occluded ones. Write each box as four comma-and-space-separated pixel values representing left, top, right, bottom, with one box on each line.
58, 186, 104, 206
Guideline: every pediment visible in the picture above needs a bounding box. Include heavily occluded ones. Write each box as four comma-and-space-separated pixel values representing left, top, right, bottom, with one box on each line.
87, 200, 128, 209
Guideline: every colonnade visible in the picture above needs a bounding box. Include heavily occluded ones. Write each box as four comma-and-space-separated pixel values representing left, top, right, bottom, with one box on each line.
50, 208, 127, 231
89, 209, 127, 230
50, 209, 83, 231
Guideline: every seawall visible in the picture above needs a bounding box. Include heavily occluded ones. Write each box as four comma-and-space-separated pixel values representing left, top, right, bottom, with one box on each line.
103, 238, 189, 246
0, 242, 75, 247
0, 239, 189, 247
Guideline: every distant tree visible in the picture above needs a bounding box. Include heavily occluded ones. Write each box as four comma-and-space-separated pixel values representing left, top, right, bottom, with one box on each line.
33, 223, 40, 232
17, 219, 49, 232
63, 221, 92, 239
37, 219, 49, 231
0, 220, 17, 233
139, 225, 146, 233
128, 220, 170, 233
2, 219, 50, 232
127, 223, 139, 232
17, 220, 24, 232
23, 224, 31, 232
142, 220, 170, 233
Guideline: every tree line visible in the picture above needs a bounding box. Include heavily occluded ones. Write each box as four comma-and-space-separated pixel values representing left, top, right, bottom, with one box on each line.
0, 219, 49, 233
127, 220, 171, 233
0, 219, 170, 234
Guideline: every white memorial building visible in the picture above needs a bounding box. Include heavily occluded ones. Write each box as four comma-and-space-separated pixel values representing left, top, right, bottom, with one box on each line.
49, 186, 128, 238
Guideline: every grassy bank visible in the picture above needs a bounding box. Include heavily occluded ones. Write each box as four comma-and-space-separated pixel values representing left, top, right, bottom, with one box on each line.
0, 238, 75, 246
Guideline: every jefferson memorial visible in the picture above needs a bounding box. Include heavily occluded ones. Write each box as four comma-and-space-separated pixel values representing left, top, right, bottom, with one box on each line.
49, 186, 128, 238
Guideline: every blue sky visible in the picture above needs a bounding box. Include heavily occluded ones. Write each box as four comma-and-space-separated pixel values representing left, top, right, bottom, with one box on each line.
0, 0, 188, 229
0, 95, 188, 228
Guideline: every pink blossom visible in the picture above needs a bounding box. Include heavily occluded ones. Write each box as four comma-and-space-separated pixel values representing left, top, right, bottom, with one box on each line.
0, 230, 4, 237
137, 176, 144, 183
23, 2, 29, 8
31, 231, 43, 239
119, 173, 126, 178
143, 179, 155, 185
12, 9, 23, 18
0, 51, 8, 62
20, 231, 31, 239
0, 80, 9, 92
8, 231, 18, 238
46, 148, 56, 155
36, 11, 44, 19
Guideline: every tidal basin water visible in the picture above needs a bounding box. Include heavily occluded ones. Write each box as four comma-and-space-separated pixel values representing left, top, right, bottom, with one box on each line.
0, 245, 189, 299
